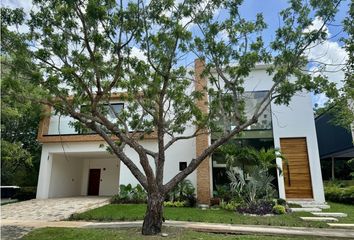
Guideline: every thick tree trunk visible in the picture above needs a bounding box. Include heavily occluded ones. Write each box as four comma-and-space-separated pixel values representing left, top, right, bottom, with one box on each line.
142, 192, 164, 235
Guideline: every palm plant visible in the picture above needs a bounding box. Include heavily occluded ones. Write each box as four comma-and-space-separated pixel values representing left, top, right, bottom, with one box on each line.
224, 146, 285, 176
227, 166, 275, 203
168, 179, 195, 202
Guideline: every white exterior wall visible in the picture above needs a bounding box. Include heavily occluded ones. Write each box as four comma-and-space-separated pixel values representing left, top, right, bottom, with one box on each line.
241, 68, 324, 203
80, 158, 120, 196
48, 155, 83, 198
271, 93, 325, 203
38, 65, 324, 202
37, 136, 197, 198
209, 67, 325, 203
37, 142, 120, 198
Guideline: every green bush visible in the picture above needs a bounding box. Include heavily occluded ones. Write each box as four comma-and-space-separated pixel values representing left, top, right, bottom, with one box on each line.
220, 200, 239, 211
13, 186, 36, 201
325, 185, 354, 204
111, 184, 147, 204
168, 179, 196, 207
276, 198, 287, 206
163, 201, 186, 207
272, 205, 286, 215
214, 185, 233, 202
164, 201, 174, 207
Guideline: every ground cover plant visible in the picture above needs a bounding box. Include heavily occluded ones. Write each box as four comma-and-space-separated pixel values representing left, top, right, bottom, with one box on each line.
324, 184, 354, 205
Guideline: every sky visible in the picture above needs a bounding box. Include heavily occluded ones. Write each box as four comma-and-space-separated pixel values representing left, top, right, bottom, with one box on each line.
2, 0, 350, 107
241, 0, 349, 107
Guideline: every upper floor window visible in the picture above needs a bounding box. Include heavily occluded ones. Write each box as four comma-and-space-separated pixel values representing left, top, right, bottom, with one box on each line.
78, 103, 124, 134
243, 91, 272, 130
211, 91, 272, 133
105, 103, 124, 120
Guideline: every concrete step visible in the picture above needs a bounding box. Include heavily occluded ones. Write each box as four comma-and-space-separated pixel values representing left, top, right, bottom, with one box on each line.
300, 204, 330, 209
300, 217, 338, 222
311, 212, 347, 218
291, 207, 322, 212
288, 200, 323, 204
328, 223, 354, 228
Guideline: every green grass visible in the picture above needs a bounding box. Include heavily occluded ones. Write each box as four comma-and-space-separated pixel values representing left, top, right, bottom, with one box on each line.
22, 227, 333, 240
323, 202, 354, 223
69, 204, 328, 228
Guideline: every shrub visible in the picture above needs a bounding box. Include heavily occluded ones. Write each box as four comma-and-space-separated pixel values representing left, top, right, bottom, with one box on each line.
236, 200, 274, 215
168, 180, 196, 207
214, 185, 232, 202
131, 184, 147, 203
110, 194, 121, 204
227, 166, 275, 203
276, 198, 287, 206
163, 201, 186, 207
272, 205, 286, 214
325, 185, 354, 204
220, 200, 240, 211
164, 201, 174, 207
13, 186, 36, 201
110, 184, 147, 204
210, 197, 220, 206
184, 194, 197, 207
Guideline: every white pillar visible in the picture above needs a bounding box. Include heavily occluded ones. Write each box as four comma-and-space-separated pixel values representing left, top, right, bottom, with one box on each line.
36, 150, 53, 199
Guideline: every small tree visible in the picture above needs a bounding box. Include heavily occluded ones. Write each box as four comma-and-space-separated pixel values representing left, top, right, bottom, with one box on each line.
1, 0, 346, 235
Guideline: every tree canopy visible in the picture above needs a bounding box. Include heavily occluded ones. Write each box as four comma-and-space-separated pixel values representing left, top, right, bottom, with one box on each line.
1, 58, 43, 186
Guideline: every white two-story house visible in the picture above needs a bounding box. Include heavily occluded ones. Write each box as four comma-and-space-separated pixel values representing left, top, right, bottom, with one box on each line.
36, 59, 325, 204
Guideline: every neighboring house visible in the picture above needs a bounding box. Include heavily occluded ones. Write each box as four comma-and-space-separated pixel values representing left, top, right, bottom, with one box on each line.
36, 59, 325, 204
315, 110, 354, 180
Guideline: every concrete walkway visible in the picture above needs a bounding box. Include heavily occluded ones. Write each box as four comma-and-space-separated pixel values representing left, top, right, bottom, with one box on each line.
2, 219, 354, 239
1, 197, 110, 221
1, 197, 110, 239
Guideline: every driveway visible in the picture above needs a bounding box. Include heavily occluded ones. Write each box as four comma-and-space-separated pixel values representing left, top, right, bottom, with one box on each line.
1, 196, 110, 221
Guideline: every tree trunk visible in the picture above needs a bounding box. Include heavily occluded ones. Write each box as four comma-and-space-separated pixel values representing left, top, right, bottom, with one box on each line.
142, 192, 164, 235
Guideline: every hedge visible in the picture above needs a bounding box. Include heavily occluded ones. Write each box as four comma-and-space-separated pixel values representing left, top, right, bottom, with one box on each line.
325, 185, 354, 204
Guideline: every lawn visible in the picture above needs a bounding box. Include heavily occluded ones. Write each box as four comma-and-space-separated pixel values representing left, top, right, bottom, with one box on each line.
22, 227, 333, 240
69, 204, 330, 228
322, 202, 354, 223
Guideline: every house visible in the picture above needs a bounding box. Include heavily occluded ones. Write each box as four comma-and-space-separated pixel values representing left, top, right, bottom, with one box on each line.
315, 109, 354, 180
36, 59, 325, 204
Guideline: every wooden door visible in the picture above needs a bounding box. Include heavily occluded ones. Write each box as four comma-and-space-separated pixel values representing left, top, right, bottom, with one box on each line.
88, 169, 101, 196
280, 138, 313, 199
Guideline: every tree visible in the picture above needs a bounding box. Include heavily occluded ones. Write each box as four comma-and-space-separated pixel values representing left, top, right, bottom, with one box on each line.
1, 0, 345, 235
1, 56, 43, 186
341, 0, 354, 128
314, 2, 354, 130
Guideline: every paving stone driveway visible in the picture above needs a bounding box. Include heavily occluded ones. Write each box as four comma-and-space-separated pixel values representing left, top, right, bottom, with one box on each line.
1, 196, 110, 221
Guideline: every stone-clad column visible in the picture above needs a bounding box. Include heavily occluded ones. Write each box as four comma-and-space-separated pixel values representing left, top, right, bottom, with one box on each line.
194, 59, 212, 205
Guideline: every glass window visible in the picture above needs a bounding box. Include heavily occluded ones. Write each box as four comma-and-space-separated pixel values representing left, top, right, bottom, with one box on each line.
106, 104, 124, 119
211, 91, 272, 133
243, 91, 272, 130
78, 103, 124, 134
